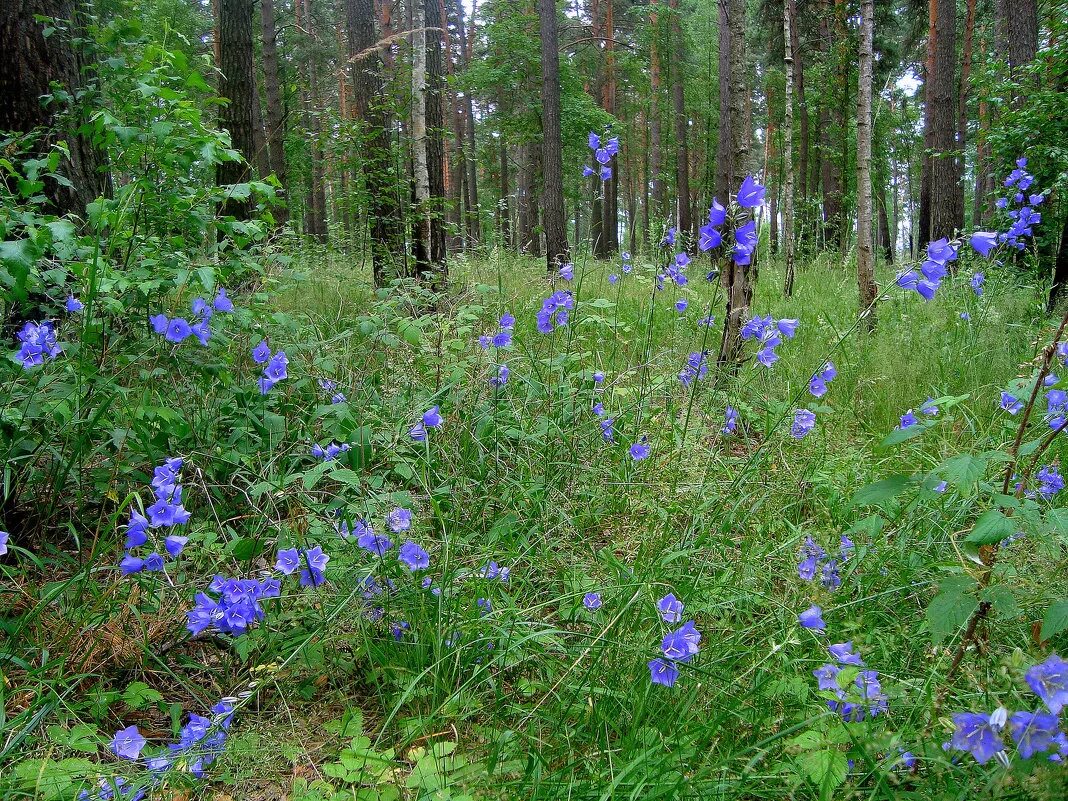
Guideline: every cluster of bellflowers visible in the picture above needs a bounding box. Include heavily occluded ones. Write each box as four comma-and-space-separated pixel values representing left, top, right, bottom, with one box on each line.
678, 350, 710, 386
947, 653, 1068, 765
733, 176, 765, 265
187, 574, 281, 636
740, 315, 799, 368
658, 251, 690, 289
251, 340, 288, 394
120, 458, 191, 575
898, 397, 940, 429
338, 507, 431, 576
897, 158, 1043, 302
478, 312, 515, 350
608, 251, 634, 285
811, 641, 889, 722
409, 405, 443, 440
648, 593, 702, 688
722, 406, 739, 435
583, 131, 619, 182
150, 288, 233, 346
591, 374, 615, 443
807, 362, 838, 398
798, 535, 854, 590
536, 290, 574, 334
95, 700, 237, 800
14, 320, 62, 368
311, 441, 350, 461
318, 378, 346, 404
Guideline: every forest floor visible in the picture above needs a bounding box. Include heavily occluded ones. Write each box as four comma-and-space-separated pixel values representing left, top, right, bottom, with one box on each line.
8, 247, 1068, 801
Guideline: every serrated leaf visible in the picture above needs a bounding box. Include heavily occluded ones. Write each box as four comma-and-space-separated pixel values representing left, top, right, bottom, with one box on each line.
1041, 600, 1068, 641
965, 510, 1016, 545
122, 681, 163, 710
798, 749, 848, 800
927, 579, 979, 644
939, 454, 988, 488
880, 422, 932, 447
850, 475, 911, 508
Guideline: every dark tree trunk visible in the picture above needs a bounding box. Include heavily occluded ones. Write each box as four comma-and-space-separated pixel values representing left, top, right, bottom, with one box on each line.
818, 0, 842, 249
427, 0, 447, 268
713, 0, 731, 206
956, 0, 975, 229
537, 0, 570, 270
601, 0, 619, 254
0, 1, 108, 218
218, 0, 258, 220
997, 0, 1038, 80
669, 0, 691, 238
789, 0, 808, 208
442, 0, 466, 252
877, 183, 893, 262
1050, 214, 1068, 312
455, 0, 480, 245
348, 0, 402, 283
650, 0, 666, 224
718, 0, 750, 367
928, 0, 960, 242
260, 0, 288, 223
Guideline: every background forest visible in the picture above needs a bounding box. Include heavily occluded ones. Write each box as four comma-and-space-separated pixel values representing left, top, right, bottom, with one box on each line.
2, 0, 1068, 799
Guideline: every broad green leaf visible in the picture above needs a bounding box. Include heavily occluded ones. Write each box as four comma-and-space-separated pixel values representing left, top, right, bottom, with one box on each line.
965, 510, 1016, 545
938, 454, 987, 488
798, 749, 848, 800
122, 681, 163, 710
1041, 600, 1068, 641
880, 421, 932, 447
850, 475, 911, 508
927, 578, 979, 644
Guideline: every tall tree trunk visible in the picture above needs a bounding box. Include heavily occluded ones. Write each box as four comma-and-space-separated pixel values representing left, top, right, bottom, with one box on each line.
412, 0, 432, 273
767, 116, 778, 255
0, 0, 107, 219
818, 0, 843, 249
349, 0, 403, 284
929, 0, 960, 242
589, 0, 606, 258
641, 109, 651, 246
425, 0, 448, 283
856, 0, 876, 331
518, 142, 536, 254
1049, 213, 1068, 312
442, 0, 465, 252
877, 184, 893, 262
997, 0, 1038, 82
713, 0, 731, 207
537, 0, 570, 270
788, 0, 808, 223
456, 0, 480, 245
956, 0, 975, 228
783, 0, 796, 296
918, 0, 936, 247
650, 1, 666, 224
718, 0, 750, 367
602, 0, 619, 254
260, 0, 288, 223
669, 0, 691, 238
218, 0, 258, 220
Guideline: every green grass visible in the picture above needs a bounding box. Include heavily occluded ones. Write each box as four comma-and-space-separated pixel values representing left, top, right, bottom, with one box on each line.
6, 245, 1067, 801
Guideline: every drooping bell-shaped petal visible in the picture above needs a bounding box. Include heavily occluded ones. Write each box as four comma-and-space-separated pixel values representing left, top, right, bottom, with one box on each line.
736, 175, 766, 209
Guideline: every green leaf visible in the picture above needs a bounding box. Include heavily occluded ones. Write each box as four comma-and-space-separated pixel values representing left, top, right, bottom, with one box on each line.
850, 475, 911, 508
798, 749, 849, 800
965, 510, 1016, 546
1041, 600, 1068, 641
880, 421, 932, 447
122, 681, 163, 710
229, 537, 266, 561
927, 577, 979, 645
938, 454, 988, 488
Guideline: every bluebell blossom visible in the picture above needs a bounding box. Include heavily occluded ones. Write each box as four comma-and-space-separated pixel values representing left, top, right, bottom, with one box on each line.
599, 165, 612, 181
1025, 653, 1068, 715
1035, 466, 1065, 499
608, 274, 618, 284
791, 409, 816, 439
829, 641, 865, 666
357, 524, 393, 557
698, 314, 716, 327
1008, 711, 1062, 759
583, 592, 602, 610
900, 410, 918, 429
722, 406, 738, 434
477, 597, 492, 616
15, 320, 62, 368
600, 417, 615, 442
252, 340, 271, 363
559, 262, 574, 281
165, 318, 192, 343
110, 726, 146, 760
388, 508, 412, 532
971, 233, 997, 258
0, 530, 8, 556
399, 540, 430, 570
311, 441, 350, 461
733, 221, 757, 265
298, 545, 330, 586
662, 227, 676, 248
678, 351, 709, 386
675, 298, 688, 313
150, 314, 169, 334
648, 658, 679, 687
1000, 392, 1024, 415
708, 197, 726, 227
582, 166, 595, 178
736, 175, 766, 208
948, 712, 1005, 765
799, 605, 825, 632
65, 296, 83, 312
629, 438, 651, 461
490, 364, 509, 387
423, 406, 443, 428
213, 287, 234, 312
537, 290, 574, 333
657, 593, 684, 623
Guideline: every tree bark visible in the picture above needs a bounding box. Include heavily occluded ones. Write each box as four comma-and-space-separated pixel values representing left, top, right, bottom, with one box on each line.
713, 0, 731, 207
260, 0, 288, 223
499, 138, 512, 249
818, 0, 843, 249
455, 0, 480, 245
956, 0, 975, 229
669, 0, 691, 238
788, 0, 808, 218
348, 0, 403, 284
602, 0, 619, 254
218, 0, 258, 219
425, 0, 448, 282
718, 0, 750, 367
0, 0, 108, 218
783, 0, 796, 296
649, 0, 666, 225
928, 0, 960, 242
856, 0, 876, 331
537, 0, 570, 270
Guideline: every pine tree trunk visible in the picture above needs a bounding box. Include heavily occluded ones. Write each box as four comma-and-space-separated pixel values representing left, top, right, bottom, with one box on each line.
877, 185, 893, 262
260, 0, 288, 223
767, 116, 778, 254
218, 0, 258, 220
442, 0, 465, 252
650, 0, 666, 224
818, 0, 843, 249
349, 0, 403, 284
718, 0, 750, 367
856, 0, 876, 331
929, 0, 960, 242
783, 0, 796, 296
412, 0, 432, 274
669, 0, 691, 238
456, 0, 480, 245
0, 0, 108, 218
918, 0, 935, 248
602, 0, 619, 254
957, 0, 975, 229
499, 139, 512, 249
537, 0, 570, 270
589, 0, 605, 257
713, 0, 731, 206
788, 0, 808, 221
425, 0, 448, 283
